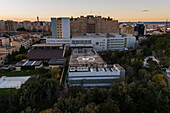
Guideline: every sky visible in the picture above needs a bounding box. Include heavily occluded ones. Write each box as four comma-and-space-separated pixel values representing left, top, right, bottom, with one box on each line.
0, 0, 170, 22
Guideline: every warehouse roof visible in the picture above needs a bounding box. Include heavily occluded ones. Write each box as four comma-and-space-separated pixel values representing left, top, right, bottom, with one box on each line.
27, 49, 64, 60
15, 61, 42, 67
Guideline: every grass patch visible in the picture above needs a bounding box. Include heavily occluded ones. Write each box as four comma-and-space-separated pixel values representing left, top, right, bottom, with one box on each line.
0, 70, 38, 77
0, 89, 18, 95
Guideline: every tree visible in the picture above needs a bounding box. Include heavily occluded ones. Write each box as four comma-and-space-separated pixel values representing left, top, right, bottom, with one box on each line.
20, 107, 36, 113
15, 54, 26, 61
78, 103, 99, 113
17, 27, 26, 32
152, 74, 166, 87
138, 69, 151, 83
53, 98, 79, 113
40, 109, 52, 113
84, 87, 108, 104
99, 101, 120, 113
50, 68, 60, 80
36, 67, 49, 75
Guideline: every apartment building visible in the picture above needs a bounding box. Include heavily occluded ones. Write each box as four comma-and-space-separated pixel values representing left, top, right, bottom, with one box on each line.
4, 20, 18, 32
51, 17, 70, 39
0, 37, 10, 46
0, 20, 18, 32
70, 15, 119, 36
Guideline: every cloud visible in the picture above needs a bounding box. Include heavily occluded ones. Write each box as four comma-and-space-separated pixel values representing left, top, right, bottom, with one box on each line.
141, 10, 150, 12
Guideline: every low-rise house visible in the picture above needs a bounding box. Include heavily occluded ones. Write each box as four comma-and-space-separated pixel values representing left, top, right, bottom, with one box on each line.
0, 46, 17, 55
0, 37, 10, 46
0, 53, 6, 66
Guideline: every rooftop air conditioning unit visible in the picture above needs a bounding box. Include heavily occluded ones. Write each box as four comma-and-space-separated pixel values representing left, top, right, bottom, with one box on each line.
70, 67, 75, 72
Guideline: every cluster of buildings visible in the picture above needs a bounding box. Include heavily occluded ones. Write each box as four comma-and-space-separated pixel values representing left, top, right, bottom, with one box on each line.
22, 21, 51, 32
119, 21, 170, 36
0, 33, 41, 66
1, 15, 170, 89
0, 18, 51, 32
119, 22, 147, 36
49, 16, 136, 51
0, 20, 18, 32
47, 16, 128, 87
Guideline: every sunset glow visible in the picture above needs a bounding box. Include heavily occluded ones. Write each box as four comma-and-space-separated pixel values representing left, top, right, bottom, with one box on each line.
0, 0, 170, 22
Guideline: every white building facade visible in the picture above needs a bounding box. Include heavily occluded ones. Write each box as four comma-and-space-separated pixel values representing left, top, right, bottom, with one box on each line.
46, 33, 136, 51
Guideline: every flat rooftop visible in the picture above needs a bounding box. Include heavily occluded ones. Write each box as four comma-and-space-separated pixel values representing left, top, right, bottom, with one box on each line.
72, 33, 130, 38
0, 76, 30, 89
15, 61, 42, 67
27, 49, 64, 60
69, 48, 106, 68
69, 67, 120, 73
32, 44, 63, 47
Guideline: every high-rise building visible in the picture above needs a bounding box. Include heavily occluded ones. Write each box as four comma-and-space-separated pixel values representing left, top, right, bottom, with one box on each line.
51, 17, 70, 39
134, 22, 146, 36
23, 21, 32, 31
51, 18, 57, 38
70, 15, 119, 36
4, 20, 18, 32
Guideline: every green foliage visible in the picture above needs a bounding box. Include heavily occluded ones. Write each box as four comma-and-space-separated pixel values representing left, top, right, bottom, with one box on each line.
152, 74, 167, 87
0, 70, 38, 77
36, 67, 49, 75
19, 78, 59, 110
20, 107, 36, 113
15, 54, 26, 61
84, 87, 108, 104
50, 67, 60, 80
1, 34, 170, 113
17, 27, 26, 32
7, 46, 28, 63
